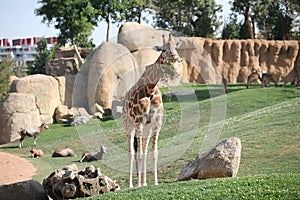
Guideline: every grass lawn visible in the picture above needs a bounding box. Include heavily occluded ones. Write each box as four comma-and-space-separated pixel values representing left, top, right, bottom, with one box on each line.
0, 83, 299, 199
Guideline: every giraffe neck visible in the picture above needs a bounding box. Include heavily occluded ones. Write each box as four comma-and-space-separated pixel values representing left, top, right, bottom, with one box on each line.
136, 57, 163, 90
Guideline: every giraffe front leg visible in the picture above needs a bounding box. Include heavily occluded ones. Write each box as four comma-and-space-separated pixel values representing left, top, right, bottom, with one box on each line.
136, 134, 143, 187
152, 133, 159, 185
127, 134, 135, 188
141, 136, 150, 187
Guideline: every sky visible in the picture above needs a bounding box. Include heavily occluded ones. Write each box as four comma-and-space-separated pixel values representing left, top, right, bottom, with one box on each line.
0, 0, 231, 47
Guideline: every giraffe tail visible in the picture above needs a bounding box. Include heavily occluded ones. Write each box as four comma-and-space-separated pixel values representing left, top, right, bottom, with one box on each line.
134, 136, 138, 176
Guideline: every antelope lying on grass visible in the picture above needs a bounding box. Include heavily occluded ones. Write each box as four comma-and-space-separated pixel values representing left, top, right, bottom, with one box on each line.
79, 145, 107, 162
30, 147, 44, 158
19, 123, 48, 148
52, 147, 76, 157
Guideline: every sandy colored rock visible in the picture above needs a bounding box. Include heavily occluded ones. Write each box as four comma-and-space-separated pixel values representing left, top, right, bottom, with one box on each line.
55, 75, 76, 108
0, 93, 40, 144
177, 137, 242, 181
10, 74, 60, 123
175, 37, 299, 84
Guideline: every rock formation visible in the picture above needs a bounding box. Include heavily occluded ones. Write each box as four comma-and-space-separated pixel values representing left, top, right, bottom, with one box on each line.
177, 137, 242, 181
0, 93, 40, 144
73, 42, 140, 113
10, 74, 60, 123
175, 38, 300, 84
43, 164, 120, 200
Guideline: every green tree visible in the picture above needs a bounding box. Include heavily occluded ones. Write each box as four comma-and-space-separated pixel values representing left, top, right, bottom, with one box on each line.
35, 0, 98, 47
221, 13, 241, 39
120, 0, 154, 23
0, 56, 13, 101
91, 0, 125, 41
191, 0, 223, 37
28, 37, 52, 75
230, 0, 254, 39
153, 0, 222, 37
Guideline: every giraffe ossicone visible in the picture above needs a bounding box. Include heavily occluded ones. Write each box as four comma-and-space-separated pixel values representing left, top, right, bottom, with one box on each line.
122, 34, 181, 188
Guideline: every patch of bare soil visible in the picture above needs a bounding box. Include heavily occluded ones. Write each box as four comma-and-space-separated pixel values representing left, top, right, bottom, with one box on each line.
0, 152, 36, 185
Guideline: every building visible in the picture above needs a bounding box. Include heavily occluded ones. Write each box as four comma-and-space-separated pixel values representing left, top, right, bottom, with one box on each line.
0, 37, 58, 66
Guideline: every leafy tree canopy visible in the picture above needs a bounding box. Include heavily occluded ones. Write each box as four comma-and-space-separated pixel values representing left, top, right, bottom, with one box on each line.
35, 0, 98, 47
28, 37, 52, 75
153, 0, 222, 37
0, 56, 14, 101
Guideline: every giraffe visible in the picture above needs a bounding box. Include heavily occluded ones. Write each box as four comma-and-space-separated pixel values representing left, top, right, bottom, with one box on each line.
122, 34, 180, 188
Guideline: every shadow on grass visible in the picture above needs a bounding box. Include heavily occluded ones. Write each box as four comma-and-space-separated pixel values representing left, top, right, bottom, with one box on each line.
0, 145, 19, 149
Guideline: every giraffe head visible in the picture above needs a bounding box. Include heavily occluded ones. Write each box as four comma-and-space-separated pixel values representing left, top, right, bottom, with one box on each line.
153, 34, 181, 81
154, 34, 181, 64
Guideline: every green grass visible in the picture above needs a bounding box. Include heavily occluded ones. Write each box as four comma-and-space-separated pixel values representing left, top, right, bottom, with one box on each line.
1, 84, 300, 199
85, 173, 300, 200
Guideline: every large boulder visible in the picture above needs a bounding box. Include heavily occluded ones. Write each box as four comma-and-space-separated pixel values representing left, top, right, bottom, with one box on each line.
0, 93, 40, 144
0, 180, 48, 200
73, 42, 140, 113
10, 74, 60, 123
55, 75, 76, 108
177, 137, 242, 181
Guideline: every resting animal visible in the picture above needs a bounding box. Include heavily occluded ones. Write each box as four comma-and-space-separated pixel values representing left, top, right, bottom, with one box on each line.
30, 147, 44, 158
19, 122, 48, 148
52, 147, 76, 157
79, 145, 107, 162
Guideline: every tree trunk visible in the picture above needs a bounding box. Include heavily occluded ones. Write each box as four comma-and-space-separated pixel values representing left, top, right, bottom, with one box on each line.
243, 9, 254, 39
106, 15, 110, 42
251, 15, 256, 39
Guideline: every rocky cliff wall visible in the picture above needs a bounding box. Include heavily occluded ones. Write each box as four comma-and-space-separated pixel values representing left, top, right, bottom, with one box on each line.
176, 38, 300, 84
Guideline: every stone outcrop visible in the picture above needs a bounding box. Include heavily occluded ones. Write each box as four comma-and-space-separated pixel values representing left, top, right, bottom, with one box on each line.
73, 42, 140, 113
175, 38, 300, 84
45, 58, 79, 76
55, 75, 76, 108
0, 180, 49, 200
0, 93, 40, 144
43, 164, 120, 200
10, 74, 60, 123
118, 22, 300, 85
177, 137, 242, 181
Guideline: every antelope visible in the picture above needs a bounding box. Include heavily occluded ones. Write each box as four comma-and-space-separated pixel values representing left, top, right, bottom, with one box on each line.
79, 146, 107, 162
19, 123, 48, 148
30, 147, 44, 158
52, 147, 76, 157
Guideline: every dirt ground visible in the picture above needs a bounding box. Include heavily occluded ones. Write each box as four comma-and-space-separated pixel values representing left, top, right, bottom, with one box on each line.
0, 152, 36, 185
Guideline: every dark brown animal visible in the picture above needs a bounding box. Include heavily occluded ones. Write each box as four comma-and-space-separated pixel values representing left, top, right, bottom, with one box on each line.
52, 147, 76, 157
261, 73, 278, 87
246, 70, 262, 89
19, 123, 48, 148
79, 146, 107, 162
